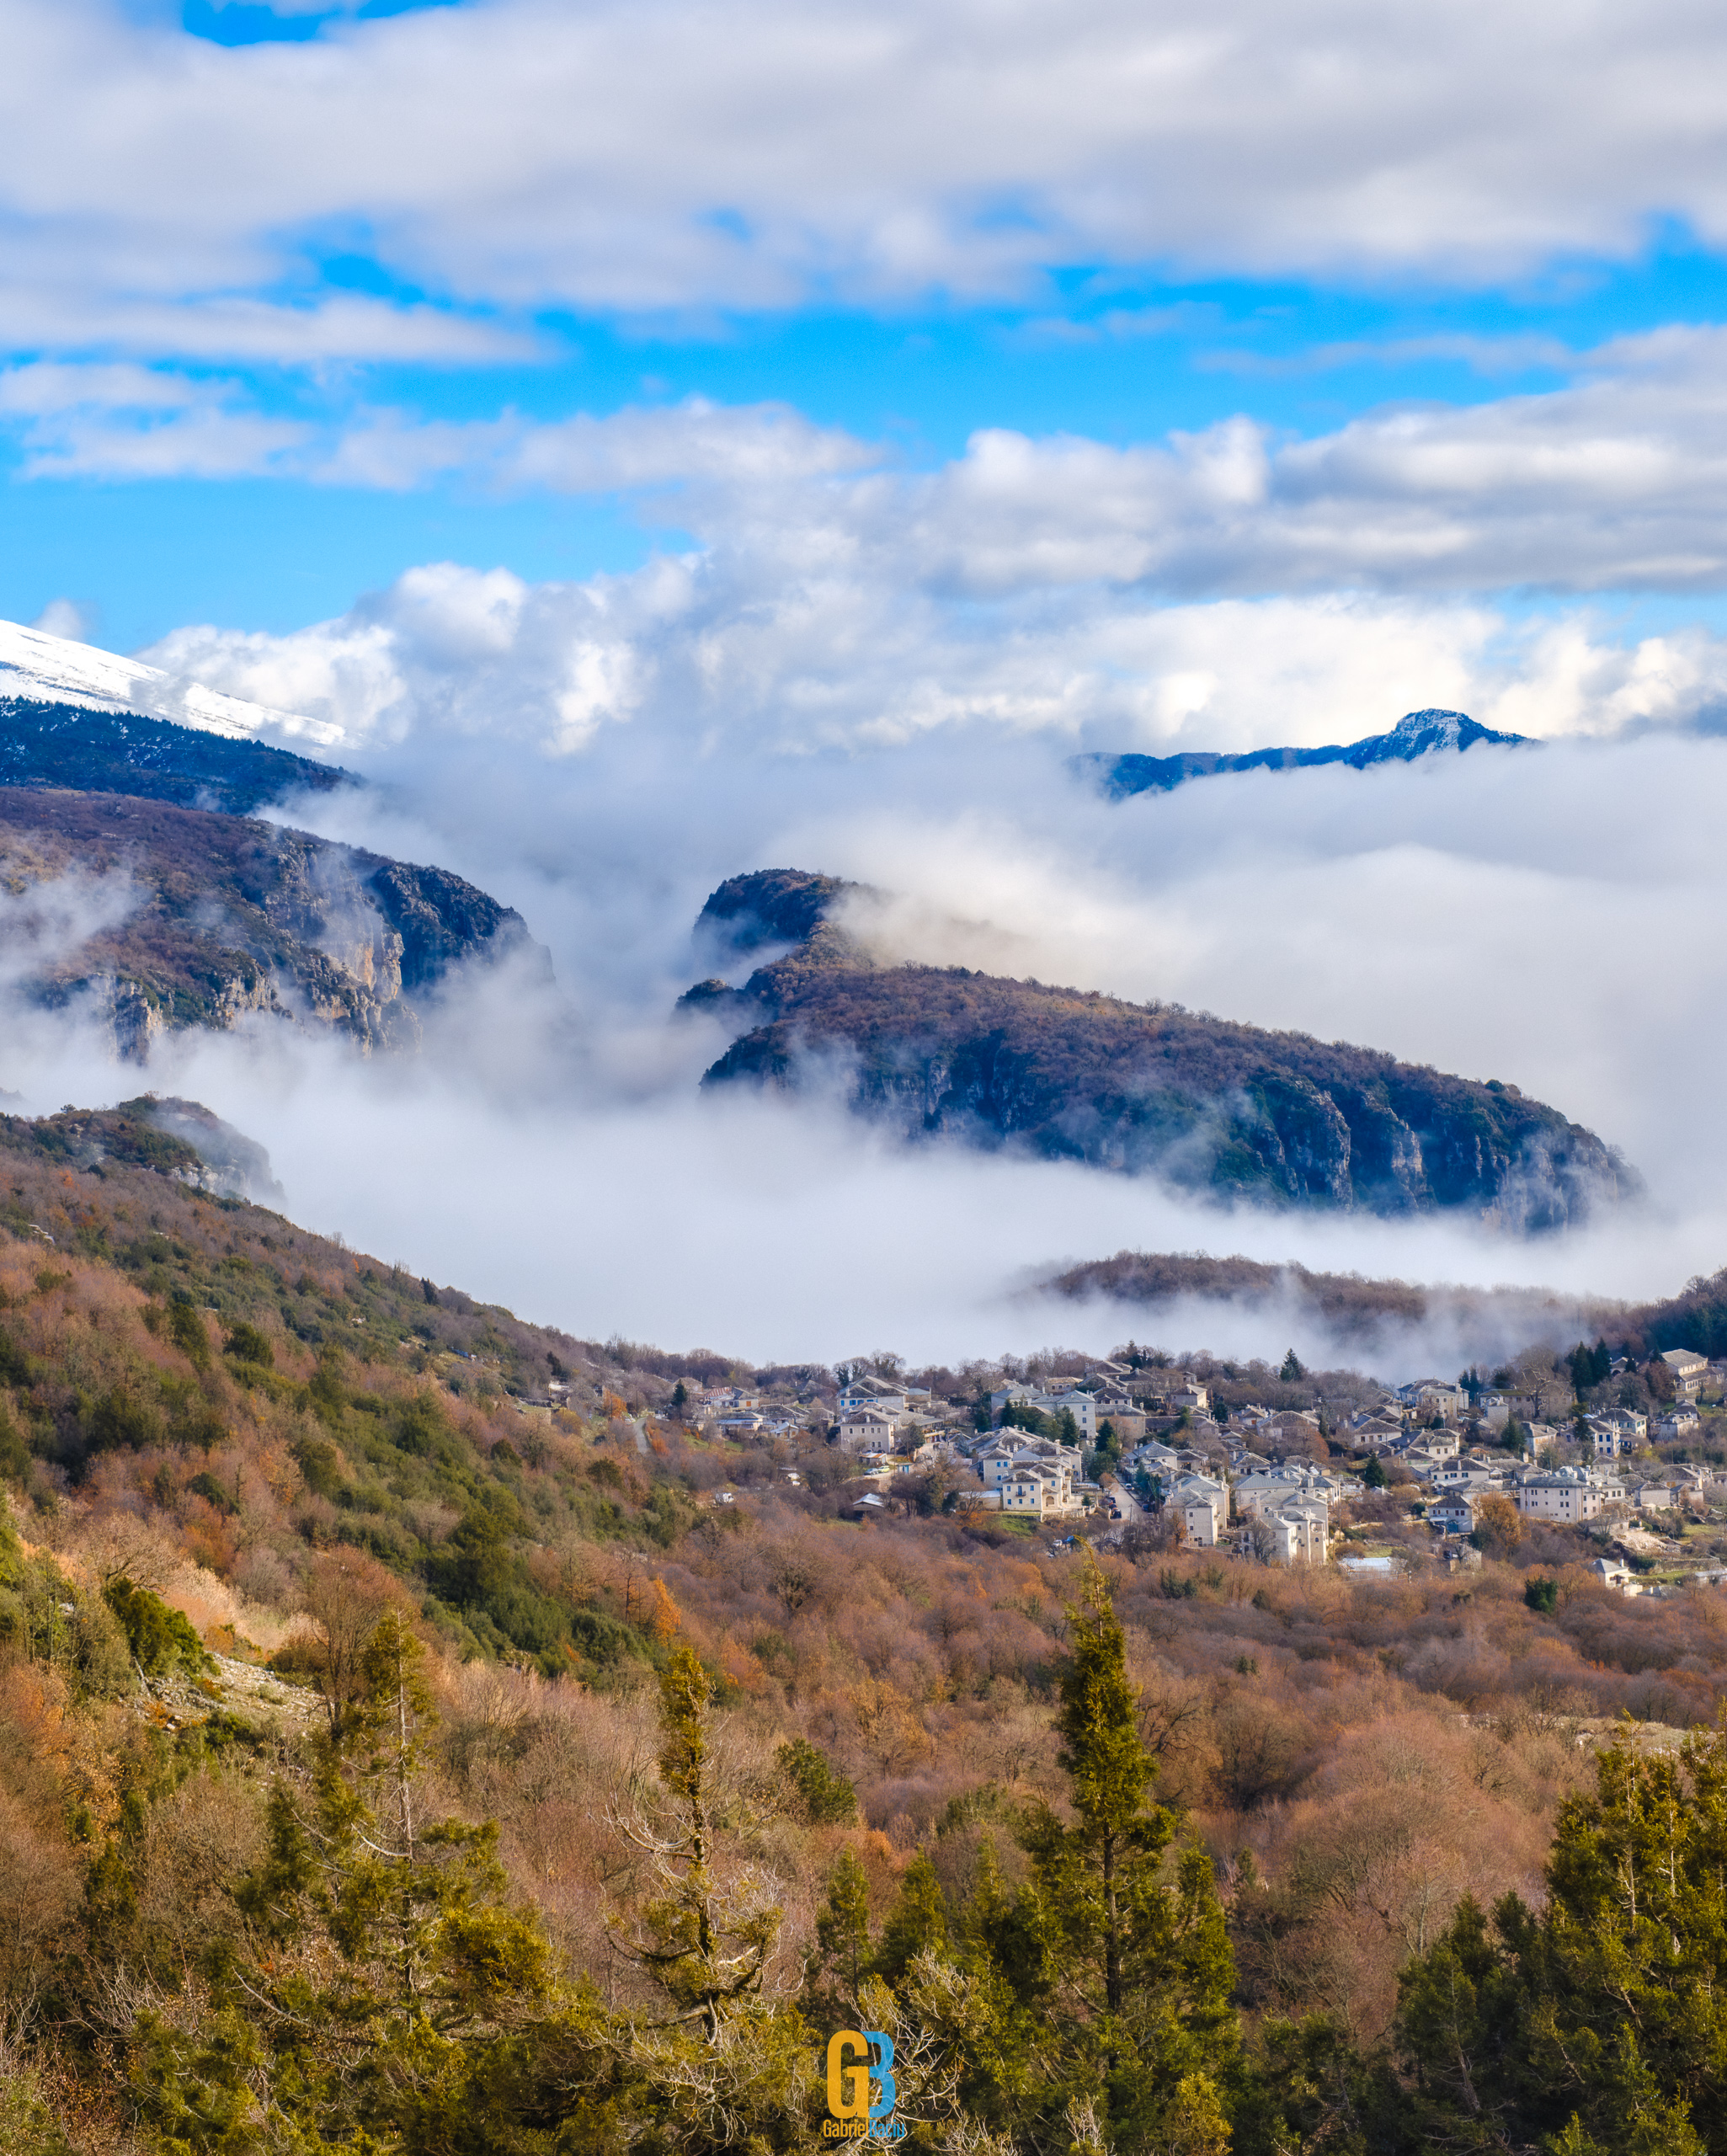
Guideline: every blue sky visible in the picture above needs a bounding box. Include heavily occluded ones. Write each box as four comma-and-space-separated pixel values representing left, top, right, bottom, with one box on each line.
11, 0, 1727, 746
19, 0, 1727, 1334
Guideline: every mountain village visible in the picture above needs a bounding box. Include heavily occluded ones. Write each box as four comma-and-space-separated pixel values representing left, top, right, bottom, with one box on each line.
611, 1344, 1727, 1591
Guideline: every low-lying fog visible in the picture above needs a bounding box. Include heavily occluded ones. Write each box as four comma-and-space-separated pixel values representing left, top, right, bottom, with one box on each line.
5, 677, 1727, 1377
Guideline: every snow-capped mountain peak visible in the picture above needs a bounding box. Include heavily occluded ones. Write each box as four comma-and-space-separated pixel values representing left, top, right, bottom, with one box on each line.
0, 616, 338, 749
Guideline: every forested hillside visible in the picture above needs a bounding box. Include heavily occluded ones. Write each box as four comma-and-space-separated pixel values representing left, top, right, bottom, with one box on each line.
0, 696, 347, 815
1043, 1249, 1629, 1353
4, 1102, 1727, 2151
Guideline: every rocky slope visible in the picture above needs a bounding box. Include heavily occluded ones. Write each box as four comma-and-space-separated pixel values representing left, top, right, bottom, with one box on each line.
11, 1092, 284, 1203
0, 787, 537, 1059
1077, 707, 1528, 801
684, 869, 1634, 1228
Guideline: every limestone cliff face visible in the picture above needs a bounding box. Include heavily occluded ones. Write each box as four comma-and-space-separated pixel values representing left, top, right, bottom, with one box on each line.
0, 788, 538, 1060
686, 869, 1635, 1229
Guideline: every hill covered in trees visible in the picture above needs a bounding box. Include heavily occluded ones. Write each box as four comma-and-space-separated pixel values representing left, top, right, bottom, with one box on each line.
1042, 1249, 1628, 1351
686, 871, 1632, 1228
0, 693, 348, 815
0, 787, 536, 1058
3, 1095, 1727, 2150
1041, 1249, 1727, 1370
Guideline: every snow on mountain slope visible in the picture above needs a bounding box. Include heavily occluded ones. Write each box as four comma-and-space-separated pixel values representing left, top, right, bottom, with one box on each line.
0, 617, 341, 750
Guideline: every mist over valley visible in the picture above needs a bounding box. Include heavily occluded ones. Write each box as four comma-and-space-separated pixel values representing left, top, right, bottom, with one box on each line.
14, 14, 1727, 2142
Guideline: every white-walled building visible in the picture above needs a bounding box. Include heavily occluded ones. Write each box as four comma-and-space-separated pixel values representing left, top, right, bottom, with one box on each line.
1040, 1390, 1100, 1440
839, 1378, 909, 1417
1258, 1499, 1328, 1565
1170, 1472, 1227, 1547
977, 1437, 1084, 1486
836, 1406, 898, 1453
1662, 1350, 1708, 1401
1513, 1468, 1626, 1524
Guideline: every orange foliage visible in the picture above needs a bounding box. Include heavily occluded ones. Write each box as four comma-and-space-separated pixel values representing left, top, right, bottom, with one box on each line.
649, 1578, 683, 1643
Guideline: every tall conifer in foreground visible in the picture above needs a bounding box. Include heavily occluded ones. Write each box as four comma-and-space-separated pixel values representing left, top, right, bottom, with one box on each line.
131, 1609, 560, 2153
903, 1552, 1239, 2154
1033, 1552, 1238, 2151
609, 1644, 822, 2149
614, 1645, 784, 2041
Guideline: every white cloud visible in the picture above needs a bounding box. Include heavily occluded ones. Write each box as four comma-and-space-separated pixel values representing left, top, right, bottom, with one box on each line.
29, 596, 93, 640
882, 328, 1727, 599
127, 425, 1727, 763
8, 697, 1727, 1369
312, 393, 873, 493
1197, 331, 1575, 380
0, 286, 538, 366
0, 360, 308, 478
12, 0, 1727, 350
0, 362, 871, 499
29, 325, 1727, 606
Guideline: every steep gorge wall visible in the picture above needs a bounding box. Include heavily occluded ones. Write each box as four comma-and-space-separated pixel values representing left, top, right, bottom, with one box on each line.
0, 788, 536, 1059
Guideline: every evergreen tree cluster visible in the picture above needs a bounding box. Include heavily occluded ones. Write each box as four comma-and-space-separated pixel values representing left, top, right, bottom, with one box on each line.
12, 1530, 1727, 2154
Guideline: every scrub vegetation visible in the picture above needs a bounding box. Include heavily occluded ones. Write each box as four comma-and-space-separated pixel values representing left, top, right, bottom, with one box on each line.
1, 1105, 1725, 2153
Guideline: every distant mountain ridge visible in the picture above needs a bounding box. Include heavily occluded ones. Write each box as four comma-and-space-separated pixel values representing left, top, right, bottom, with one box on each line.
1076, 707, 1529, 801
0, 626, 541, 1058
1040, 1248, 1624, 1351
1039, 1247, 1727, 1369
682, 867, 1633, 1230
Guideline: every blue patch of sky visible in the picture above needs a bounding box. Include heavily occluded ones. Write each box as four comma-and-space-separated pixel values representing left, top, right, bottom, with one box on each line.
278, 231, 1727, 462
182, 0, 460, 44
14, 173, 1727, 640
0, 478, 663, 654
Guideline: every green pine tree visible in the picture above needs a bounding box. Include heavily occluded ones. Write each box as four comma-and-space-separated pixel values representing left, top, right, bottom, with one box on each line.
609, 1646, 823, 2150
1397, 1726, 1727, 2154
873, 1851, 947, 1985
906, 1556, 1240, 2153
813, 1847, 872, 2006
615, 1645, 784, 2041
131, 1607, 560, 2153
1037, 1556, 1237, 2139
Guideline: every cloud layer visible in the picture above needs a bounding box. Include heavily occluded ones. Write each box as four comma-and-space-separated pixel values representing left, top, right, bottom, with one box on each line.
16, 318, 1727, 616
135, 536, 1727, 772
7, 708, 1727, 1372
13, 0, 1727, 348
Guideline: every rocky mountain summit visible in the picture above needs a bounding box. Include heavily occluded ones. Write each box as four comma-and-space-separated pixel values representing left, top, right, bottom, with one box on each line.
1077, 707, 1528, 801
1, 787, 536, 1059
681, 868, 1633, 1229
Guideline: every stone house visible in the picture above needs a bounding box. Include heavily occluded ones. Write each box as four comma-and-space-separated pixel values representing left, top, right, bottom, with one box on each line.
836, 1406, 898, 1453
1661, 1350, 1708, 1401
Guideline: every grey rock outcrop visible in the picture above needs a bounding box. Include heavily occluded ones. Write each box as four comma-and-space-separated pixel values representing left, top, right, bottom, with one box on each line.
0, 787, 542, 1061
